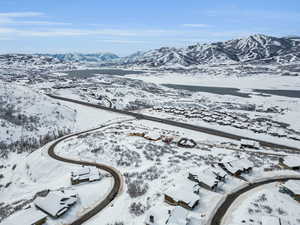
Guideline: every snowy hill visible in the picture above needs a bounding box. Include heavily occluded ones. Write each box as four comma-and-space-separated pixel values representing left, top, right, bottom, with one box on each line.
43, 53, 119, 63
118, 34, 300, 67
0, 82, 76, 157
0, 54, 63, 66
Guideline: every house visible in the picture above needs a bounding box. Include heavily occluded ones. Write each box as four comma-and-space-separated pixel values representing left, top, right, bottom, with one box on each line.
279, 180, 300, 202
279, 156, 300, 170
177, 138, 197, 148
219, 158, 253, 176
212, 169, 227, 182
166, 206, 188, 225
144, 207, 169, 225
144, 131, 162, 141
162, 136, 174, 144
188, 168, 226, 191
34, 190, 78, 218
145, 211, 160, 225
240, 139, 260, 149
3, 207, 47, 225
164, 183, 199, 210
71, 166, 101, 185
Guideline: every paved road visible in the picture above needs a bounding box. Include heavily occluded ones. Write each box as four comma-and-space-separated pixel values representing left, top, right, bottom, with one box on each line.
47, 94, 300, 152
47, 124, 123, 225
208, 176, 300, 225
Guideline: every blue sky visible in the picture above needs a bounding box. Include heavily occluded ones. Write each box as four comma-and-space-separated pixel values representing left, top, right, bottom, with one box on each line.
0, 0, 299, 56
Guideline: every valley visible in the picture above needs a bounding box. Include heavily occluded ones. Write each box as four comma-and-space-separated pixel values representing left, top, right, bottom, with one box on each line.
1, 34, 300, 225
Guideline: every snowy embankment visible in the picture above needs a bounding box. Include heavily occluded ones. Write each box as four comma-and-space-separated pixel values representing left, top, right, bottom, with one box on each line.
0, 140, 114, 225
125, 73, 300, 90
0, 92, 132, 224
221, 181, 300, 225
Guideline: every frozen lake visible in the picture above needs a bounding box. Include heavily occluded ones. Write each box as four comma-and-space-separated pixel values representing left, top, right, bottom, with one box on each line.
63, 69, 145, 78
163, 84, 300, 99
162, 84, 251, 98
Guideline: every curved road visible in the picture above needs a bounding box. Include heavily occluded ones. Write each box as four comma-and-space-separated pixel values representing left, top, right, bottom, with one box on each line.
208, 176, 300, 225
47, 124, 123, 225
47, 94, 300, 152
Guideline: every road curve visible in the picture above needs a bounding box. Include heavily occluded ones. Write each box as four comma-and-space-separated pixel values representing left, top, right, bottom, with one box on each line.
208, 176, 300, 225
47, 124, 123, 225
47, 94, 300, 152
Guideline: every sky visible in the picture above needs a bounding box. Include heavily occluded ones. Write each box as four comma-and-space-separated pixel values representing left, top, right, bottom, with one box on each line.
0, 0, 299, 56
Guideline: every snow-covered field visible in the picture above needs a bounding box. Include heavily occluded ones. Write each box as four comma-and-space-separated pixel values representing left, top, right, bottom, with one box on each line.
125, 72, 300, 90
222, 182, 300, 225
1, 62, 300, 225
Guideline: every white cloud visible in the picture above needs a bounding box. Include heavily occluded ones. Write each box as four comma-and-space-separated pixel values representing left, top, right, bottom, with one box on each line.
0, 27, 15, 33
0, 12, 69, 26
10, 21, 72, 25
0, 12, 44, 18
0, 28, 180, 37
100, 39, 147, 44
182, 24, 210, 28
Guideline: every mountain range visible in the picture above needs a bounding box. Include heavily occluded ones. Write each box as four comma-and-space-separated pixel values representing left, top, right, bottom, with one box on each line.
1, 34, 299, 68
40, 52, 119, 62
118, 34, 300, 67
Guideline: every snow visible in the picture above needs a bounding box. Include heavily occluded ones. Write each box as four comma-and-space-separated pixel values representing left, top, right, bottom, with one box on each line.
125, 73, 300, 91
166, 206, 188, 225
223, 158, 253, 174
241, 139, 260, 148
2, 55, 300, 225
281, 180, 300, 194
261, 216, 281, 225
54, 92, 132, 131
1, 207, 47, 225
189, 167, 218, 187
34, 191, 78, 217
222, 182, 300, 225
144, 206, 169, 225
165, 180, 199, 208
283, 156, 300, 168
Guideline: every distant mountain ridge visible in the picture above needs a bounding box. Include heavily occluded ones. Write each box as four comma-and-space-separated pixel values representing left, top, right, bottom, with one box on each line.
118, 34, 300, 67
40, 52, 119, 62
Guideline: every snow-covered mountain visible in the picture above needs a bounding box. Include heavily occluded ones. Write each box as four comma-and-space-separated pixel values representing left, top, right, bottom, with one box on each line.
0, 54, 63, 66
119, 34, 300, 67
43, 53, 119, 62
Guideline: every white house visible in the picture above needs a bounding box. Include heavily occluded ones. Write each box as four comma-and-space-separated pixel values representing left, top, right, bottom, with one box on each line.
164, 182, 200, 210
34, 190, 78, 218
144, 207, 169, 225
71, 166, 101, 185
279, 180, 300, 202
166, 206, 188, 225
220, 158, 254, 176
279, 156, 300, 170
188, 167, 226, 191
240, 139, 260, 149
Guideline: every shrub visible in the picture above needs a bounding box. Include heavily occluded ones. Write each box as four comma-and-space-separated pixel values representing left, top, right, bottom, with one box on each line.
127, 180, 148, 198
129, 202, 146, 216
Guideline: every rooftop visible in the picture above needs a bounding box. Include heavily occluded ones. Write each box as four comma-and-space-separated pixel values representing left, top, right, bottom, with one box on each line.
165, 181, 199, 207
189, 167, 218, 187
281, 180, 300, 194
283, 156, 300, 167
166, 206, 188, 225
34, 190, 77, 217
